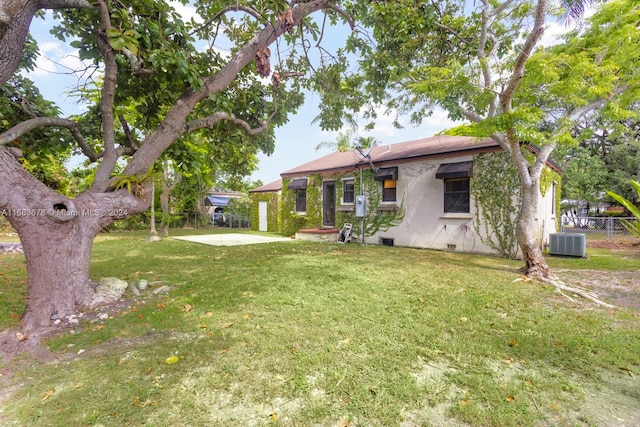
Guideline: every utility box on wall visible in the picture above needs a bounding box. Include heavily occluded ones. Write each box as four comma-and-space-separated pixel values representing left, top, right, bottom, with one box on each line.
355, 195, 366, 218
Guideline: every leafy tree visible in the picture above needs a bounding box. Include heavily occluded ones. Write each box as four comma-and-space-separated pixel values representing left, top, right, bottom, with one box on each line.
562, 108, 640, 205
561, 147, 609, 209
326, 0, 639, 278
0, 0, 355, 337
607, 180, 640, 237
315, 130, 378, 152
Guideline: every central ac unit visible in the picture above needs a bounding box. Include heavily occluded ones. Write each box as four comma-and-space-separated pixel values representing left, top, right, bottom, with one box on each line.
549, 233, 586, 257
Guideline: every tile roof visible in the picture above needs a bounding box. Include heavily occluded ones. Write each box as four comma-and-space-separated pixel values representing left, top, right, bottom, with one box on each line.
249, 178, 282, 193
281, 135, 499, 177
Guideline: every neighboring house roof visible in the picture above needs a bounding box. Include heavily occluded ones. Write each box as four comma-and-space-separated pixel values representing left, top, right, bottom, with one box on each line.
249, 178, 283, 193
281, 135, 500, 177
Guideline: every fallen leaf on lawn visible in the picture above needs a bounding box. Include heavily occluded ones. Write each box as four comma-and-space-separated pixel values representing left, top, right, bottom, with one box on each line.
146, 367, 153, 375
15, 332, 27, 342
156, 303, 167, 309
460, 317, 468, 322
199, 323, 208, 329
218, 348, 228, 355
524, 379, 533, 387
242, 313, 250, 320
204, 311, 213, 318
183, 304, 192, 312
338, 417, 351, 427
221, 322, 234, 329
291, 348, 297, 354
506, 395, 515, 403
74, 384, 83, 389
550, 403, 559, 411
459, 399, 471, 407
164, 356, 179, 365
503, 357, 515, 364
42, 387, 56, 400
269, 412, 277, 421
133, 396, 151, 408
508, 339, 520, 347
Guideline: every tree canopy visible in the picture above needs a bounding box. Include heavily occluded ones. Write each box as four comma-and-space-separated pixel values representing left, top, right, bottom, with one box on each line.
0, 0, 358, 335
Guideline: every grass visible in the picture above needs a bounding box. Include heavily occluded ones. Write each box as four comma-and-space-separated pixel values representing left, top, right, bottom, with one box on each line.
1, 231, 639, 426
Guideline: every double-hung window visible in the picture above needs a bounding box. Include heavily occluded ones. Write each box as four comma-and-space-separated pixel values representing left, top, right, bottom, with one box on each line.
288, 178, 308, 213
382, 179, 397, 202
342, 179, 355, 204
443, 178, 470, 213
436, 161, 473, 214
295, 189, 307, 213
373, 167, 399, 203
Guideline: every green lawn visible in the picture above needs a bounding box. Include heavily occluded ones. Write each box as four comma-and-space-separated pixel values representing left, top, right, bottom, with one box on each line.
1, 231, 639, 426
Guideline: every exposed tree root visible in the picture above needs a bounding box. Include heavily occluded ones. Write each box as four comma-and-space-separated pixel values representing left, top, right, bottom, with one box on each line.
0, 329, 57, 364
542, 275, 616, 309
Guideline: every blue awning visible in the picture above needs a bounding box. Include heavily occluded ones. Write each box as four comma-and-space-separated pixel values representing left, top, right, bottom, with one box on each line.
204, 196, 231, 207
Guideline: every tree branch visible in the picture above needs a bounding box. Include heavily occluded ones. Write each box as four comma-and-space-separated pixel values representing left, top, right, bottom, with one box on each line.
0, 117, 100, 162
118, 114, 139, 148
184, 111, 277, 135
325, 4, 355, 30
92, 0, 120, 186
566, 86, 628, 121
190, 5, 263, 36
500, 0, 547, 112
122, 0, 336, 178
120, 47, 154, 75
0, 0, 91, 85
478, 0, 497, 117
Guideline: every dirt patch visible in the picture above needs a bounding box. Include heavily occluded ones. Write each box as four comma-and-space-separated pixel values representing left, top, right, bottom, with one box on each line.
554, 269, 640, 311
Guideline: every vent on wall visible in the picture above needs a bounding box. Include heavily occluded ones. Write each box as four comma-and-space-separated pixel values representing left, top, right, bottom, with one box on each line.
380, 238, 394, 247
549, 233, 586, 257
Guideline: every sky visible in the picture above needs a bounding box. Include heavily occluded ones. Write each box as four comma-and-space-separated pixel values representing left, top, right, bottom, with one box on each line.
24, 2, 575, 187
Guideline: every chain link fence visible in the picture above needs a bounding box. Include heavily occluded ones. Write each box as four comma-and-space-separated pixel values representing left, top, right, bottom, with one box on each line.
108, 212, 251, 231
561, 216, 638, 239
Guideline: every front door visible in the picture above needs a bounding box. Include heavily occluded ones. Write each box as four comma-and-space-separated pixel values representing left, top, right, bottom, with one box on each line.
258, 201, 267, 232
323, 181, 336, 227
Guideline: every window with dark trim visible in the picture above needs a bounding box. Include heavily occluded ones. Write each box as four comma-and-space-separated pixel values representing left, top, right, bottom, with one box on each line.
295, 189, 306, 213
382, 179, 397, 202
342, 179, 355, 204
444, 178, 470, 213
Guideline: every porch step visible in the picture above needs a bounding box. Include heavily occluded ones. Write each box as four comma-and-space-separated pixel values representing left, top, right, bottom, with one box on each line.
295, 228, 339, 243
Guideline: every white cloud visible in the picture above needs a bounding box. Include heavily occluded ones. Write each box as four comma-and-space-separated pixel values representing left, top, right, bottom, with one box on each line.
169, 1, 202, 24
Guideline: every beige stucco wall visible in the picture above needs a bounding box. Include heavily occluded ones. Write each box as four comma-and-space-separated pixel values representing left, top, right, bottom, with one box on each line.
363, 156, 558, 256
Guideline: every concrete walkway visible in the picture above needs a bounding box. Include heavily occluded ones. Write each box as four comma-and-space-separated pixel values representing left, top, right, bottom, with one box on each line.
172, 233, 291, 247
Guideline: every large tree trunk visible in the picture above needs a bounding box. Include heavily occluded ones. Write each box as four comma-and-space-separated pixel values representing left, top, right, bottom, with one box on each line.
0, 147, 148, 337
516, 176, 550, 278
19, 219, 97, 334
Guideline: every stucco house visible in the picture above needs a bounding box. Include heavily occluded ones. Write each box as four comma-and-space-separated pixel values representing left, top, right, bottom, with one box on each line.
251, 135, 561, 256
